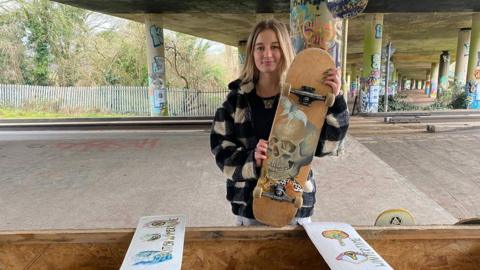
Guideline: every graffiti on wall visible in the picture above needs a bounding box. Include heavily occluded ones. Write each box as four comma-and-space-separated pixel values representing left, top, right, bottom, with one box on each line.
291, 0, 339, 54
150, 25, 164, 48
152, 56, 165, 74
464, 43, 470, 57
375, 24, 382, 39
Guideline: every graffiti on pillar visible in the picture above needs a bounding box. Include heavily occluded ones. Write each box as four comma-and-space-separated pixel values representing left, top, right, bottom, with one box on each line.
149, 25, 164, 48
238, 53, 246, 65
371, 54, 380, 70
328, 21, 343, 67
290, 0, 338, 52
366, 70, 380, 87
441, 53, 450, 63
359, 87, 379, 113
464, 43, 470, 57
466, 80, 480, 108
326, 0, 368, 19
375, 24, 382, 39
350, 80, 358, 97
149, 70, 166, 112
359, 50, 382, 113
475, 52, 480, 79
152, 56, 165, 74
439, 75, 448, 95
425, 81, 431, 95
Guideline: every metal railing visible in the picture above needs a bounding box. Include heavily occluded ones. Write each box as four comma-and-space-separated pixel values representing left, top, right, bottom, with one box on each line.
0, 84, 229, 116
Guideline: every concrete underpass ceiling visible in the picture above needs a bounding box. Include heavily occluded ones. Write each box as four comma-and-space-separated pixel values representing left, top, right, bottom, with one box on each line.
54, 0, 480, 80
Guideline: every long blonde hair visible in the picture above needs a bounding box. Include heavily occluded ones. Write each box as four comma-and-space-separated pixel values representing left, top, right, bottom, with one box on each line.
239, 19, 295, 85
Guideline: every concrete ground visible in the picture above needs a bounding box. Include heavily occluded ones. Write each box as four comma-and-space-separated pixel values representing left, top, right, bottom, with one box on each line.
1, 112, 478, 230
1, 87, 478, 229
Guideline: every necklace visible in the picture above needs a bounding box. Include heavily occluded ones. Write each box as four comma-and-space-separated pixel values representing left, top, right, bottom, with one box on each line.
262, 95, 277, 109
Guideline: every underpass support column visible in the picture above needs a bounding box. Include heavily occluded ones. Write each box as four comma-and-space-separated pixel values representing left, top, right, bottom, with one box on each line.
238, 40, 247, 68
360, 14, 383, 113
454, 28, 471, 86
430, 62, 439, 98
350, 63, 359, 98
145, 16, 167, 116
425, 69, 431, 95
437, 50, 450, 99
466, 14, 480, 108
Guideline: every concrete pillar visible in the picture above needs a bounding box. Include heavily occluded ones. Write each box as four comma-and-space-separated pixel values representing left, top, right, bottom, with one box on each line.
238, 40, 247, 66
392, 68, 398, 95
290, 0, 344, 67
466, 13, 480, 109
360, 14, 383, 113
425, 69, 431, 95
346, 73, 351, 98
437, 50, 450, 99
430, 63, 439, 98
454, 28, 471, 85
145, 17, 167, 116
350, 63, 359, 98
412, 80, 416, 90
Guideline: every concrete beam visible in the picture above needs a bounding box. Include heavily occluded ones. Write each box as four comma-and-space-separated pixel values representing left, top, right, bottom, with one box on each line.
54, 0, 480, 14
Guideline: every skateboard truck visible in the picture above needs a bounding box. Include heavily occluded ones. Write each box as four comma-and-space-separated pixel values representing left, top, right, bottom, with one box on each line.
291, 86, 335, 107
253, 179, 304, 208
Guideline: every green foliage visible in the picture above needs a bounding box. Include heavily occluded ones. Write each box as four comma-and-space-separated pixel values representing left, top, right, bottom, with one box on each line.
424, 82, 469, 110
0, 105, 128, 118
378, 95, 421, 112
450, 91, 469, 109
0, 2, 233, 90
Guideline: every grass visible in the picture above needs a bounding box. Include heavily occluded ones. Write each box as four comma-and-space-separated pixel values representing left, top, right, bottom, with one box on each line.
0, 107, 133, 119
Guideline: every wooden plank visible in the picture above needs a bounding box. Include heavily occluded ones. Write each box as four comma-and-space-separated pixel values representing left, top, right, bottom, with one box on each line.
0, 226, 479, 270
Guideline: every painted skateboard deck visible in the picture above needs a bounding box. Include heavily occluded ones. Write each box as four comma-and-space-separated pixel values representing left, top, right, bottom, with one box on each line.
120, 215, 186, 270
304, 222, 393, 270
253, 48, 336, 227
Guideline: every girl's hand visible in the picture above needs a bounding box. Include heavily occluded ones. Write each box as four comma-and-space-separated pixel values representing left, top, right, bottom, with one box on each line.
323, 68, 341, 96
254, 139, 268, 168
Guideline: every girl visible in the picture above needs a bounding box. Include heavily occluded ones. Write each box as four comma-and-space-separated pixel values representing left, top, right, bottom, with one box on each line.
210, 19, 349, 226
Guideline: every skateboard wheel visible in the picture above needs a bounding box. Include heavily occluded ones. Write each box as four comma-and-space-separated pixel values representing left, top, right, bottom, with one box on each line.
326, 93, 335, 108
374, 208, 415, 226
294, 196, 303, 208
253, 187, 263, 198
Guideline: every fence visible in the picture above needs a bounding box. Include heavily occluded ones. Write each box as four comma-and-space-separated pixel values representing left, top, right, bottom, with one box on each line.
0, 84, 229, 116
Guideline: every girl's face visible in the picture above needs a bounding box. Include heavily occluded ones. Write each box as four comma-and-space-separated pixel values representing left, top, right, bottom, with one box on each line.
253, 29, 283, 76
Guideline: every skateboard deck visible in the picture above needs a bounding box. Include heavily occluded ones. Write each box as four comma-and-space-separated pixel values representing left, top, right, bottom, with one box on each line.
120, 215, 186, 270
455, 217, 480, 225
304, 222, 393, 270
374, 208, 415, 226
253, 48, 336, 227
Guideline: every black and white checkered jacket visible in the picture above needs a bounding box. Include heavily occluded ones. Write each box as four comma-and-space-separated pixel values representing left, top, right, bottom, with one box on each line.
210, 79, 349, 219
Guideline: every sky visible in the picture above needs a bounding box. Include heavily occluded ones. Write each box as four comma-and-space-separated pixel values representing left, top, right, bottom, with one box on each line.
86, 11, 226, 54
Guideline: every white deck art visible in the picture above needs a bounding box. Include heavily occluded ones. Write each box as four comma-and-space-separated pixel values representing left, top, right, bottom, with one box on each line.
120, 215, 186, 270
304, 222, 393, 270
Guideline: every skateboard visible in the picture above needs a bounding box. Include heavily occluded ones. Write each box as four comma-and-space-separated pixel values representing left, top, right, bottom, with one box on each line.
374, 208, 416, 226
120, 215, 186, 270
304, 222, 393, 270
252, 48, 336, 227
455, 217, 480, 225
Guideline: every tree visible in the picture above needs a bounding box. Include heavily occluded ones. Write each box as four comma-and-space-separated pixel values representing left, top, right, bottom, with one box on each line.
164, 31, 227, 90
11, 0, 90, 86
0, 5, 26, 84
